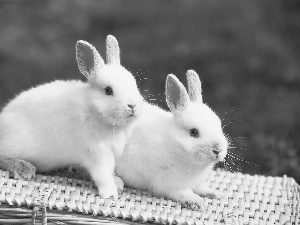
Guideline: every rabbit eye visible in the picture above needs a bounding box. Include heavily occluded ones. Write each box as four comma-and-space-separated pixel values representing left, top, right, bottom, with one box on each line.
104, 86, 113, 96
190, 128, 199, 138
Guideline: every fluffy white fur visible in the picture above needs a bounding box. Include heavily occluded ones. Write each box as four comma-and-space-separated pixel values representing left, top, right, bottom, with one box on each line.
0, 35, 143, 199
116, 70, 228, 206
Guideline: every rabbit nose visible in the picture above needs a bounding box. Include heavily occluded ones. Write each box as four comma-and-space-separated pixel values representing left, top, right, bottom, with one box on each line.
212, 150, 219, 156
212, 144, 221, 156
127, 104, 136, 116
128, 104, 136, 109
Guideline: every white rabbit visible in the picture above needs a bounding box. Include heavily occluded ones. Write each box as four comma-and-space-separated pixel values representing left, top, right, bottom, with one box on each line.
0, 35, 143, 199
116, 70, 228, 207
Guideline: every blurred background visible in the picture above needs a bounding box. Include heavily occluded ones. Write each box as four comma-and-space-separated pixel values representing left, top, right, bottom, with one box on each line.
0, 0, 299, 182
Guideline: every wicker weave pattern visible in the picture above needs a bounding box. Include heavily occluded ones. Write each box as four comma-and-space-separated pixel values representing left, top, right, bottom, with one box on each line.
0, 169, 299, 224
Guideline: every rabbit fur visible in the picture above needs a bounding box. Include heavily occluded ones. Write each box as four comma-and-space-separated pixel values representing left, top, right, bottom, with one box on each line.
116, 70, 228, 206
0, 35, 143, 199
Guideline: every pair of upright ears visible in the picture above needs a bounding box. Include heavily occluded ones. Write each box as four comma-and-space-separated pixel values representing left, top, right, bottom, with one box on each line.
76, 35, 203, 114
76, 35, 121, 79
166, 70, 203, 113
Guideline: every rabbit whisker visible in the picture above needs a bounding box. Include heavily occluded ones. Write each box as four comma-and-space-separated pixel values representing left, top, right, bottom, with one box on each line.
134, 63, 148, 77
227, 152, 259, 168
221, 101, 243, 121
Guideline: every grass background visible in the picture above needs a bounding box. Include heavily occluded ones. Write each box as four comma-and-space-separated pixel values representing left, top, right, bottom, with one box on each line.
0, 0, 299, 182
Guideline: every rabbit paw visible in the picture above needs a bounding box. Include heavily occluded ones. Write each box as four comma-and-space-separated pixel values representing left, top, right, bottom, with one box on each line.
98, 185, 119, 200
114, 175, 124, 192
194, 186, 225, 199
12, 159, 36, 180
204, 190, 225, 199
168, 189, 206, 211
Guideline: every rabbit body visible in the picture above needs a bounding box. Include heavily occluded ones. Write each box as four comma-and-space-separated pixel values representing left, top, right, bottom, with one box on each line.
0, 36, 143, 199
116, 71, 228, 206
0, 80, 128, 170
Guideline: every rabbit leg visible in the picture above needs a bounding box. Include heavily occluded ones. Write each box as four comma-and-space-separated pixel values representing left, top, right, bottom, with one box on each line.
167, 188, 205, 211
0, 158, 36, 180
85, 150, 119, 200
193, 185, 225, 199
114, 175, 124, 192
75, 166, 124, 192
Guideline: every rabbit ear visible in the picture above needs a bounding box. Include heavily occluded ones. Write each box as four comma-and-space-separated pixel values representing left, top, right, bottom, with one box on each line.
106, 35, 120, 65
76, 40, 104, 79
166, 74, 190, 113
186, 70, 202, 102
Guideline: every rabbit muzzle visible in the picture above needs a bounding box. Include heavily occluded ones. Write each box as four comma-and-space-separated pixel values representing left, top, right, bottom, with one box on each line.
127, 104, 136, 117
211, 143, 227, 161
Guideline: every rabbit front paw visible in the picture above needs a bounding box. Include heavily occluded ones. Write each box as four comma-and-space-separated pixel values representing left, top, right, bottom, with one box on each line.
194, 186, 225, 199
12, 159, 36, 180
168, 189, 206, 211
98, 184, 119, 200
114, 175, 124, 192
204, 190, 225, 199
97, 176, 123, 199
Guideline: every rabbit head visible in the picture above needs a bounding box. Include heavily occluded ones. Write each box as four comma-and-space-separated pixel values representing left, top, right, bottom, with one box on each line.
76, 35, 143, 128
165, 70, 228, 168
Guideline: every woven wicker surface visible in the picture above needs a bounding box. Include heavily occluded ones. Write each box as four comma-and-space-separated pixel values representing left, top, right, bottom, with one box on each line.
0, 169, 299, 225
